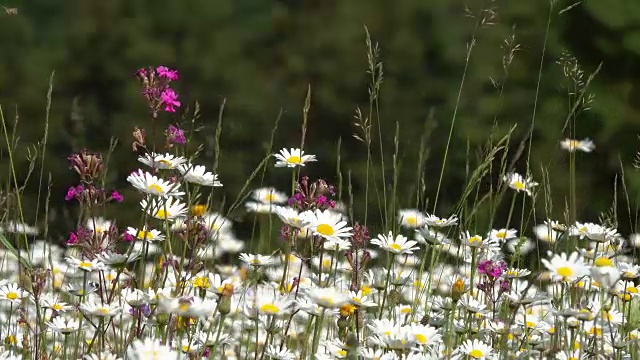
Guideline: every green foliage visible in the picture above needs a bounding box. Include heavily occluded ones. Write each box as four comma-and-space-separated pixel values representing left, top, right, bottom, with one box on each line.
0, 0, 640, 238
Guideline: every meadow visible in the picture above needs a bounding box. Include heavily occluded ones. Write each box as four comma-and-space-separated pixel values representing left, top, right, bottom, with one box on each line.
1, 5, 640, 360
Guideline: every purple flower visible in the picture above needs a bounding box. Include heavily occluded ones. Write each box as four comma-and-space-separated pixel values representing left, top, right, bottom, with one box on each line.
166, 124, 186, 144
156, 66, 179, 81
65, 184, 84, 201
65, 186, 77, 201
67, 232, 78, 245
110, 191, 124, 203
123, 232, 134, 242
160, 88, 181, 112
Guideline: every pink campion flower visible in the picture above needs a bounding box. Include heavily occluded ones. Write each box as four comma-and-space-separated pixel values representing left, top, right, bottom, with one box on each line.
156, 66, 179, 81
65, 186, 77, 201
67, 232, 78, 245
65, 184, 84, 201
166, 124, 186, 144
160, 88, 181, 112
123, 232, 134, 242
110, 191, 124, 203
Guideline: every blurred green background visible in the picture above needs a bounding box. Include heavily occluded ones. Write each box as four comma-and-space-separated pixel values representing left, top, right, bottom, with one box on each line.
1, 0, 640, 241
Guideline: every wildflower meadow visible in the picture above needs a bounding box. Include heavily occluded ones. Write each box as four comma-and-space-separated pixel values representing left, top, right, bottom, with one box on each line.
2, 3, 640, 360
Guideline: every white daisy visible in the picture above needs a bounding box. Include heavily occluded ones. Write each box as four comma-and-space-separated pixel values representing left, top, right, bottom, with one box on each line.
80, 300, 121, 317
274, 206, 312, 229
560, 138, 595, 152
0, 283, 27, 303
138, 152, 187, 170
424, 213, 458, 227
65, 257, 107, 272
127, 339, 179, 360
274, 147, 317, 167
252, 187, 288, 204
126, 226, 165, 242
307, 209, 353, 242
489, 228, 517, 242
456, 339, 493, 359
177, 164, 222, 186
85, 217, 113, 235
503, 172, 538, 196
397, 209, 427, 228
140, 197, 188, 220
541, 251, 588, 282
127, 170, 185, 197
46, 317, 81, 334
371, 232, 419, 254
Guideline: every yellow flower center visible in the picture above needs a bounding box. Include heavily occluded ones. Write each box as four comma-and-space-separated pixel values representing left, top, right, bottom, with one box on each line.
155, 209, 169, 219
361, 285, 372, 295
496, 232, 507, 238
137, 230, 153, 240
147, 184, 164, 194
400, 306, 411, 314
557, 266, 574, 278
339, 304, 356, 316
316, 224, 335, 236
179, 303, 190, 312
158, 159, 173, 167
469, 236, 482, 243
6, 292, 18, 300
287, 155, 302, 164
190, 205, 207, 216
260, 303, 280, 314
469, 349, 484, 358
390, 243, 402, 251
415, 334, 427, 344
526, 321, 536, 328
594, 257, 613, 267
52, 304, 63, 311
406, 216, 417, 226
192, 277, 210, 289
98, 308, 110, 315
452, 278, 465, 294
627, 286, 638, 293
79, 261, 92, 268
512, 181, 525, 190
264, 194, 276, 202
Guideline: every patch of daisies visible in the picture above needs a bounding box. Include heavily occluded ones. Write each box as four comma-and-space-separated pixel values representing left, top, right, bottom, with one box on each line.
2, 139, 640, 360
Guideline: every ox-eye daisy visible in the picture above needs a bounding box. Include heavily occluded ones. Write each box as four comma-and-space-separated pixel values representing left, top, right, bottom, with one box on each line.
127, 170, 184, 197
177, 164, 222, 187
560, 138, 595, 152
307, 209, 353, 242
65, 257, 106, 272
397, 209, 426, 228
252, 187, 288, 204
141, 197, 188, 220
456, 339, 493, 359
425, 213, 458, 227
274, 206, 312, 229
127, 339, 179, 360
126, 226, 165, 242
239, 253, 278, 267
541, 251, 589, 282
274, 147, 317, 167
503, 172, 538, 196
371, 232, 419, 255
0, 283, 27, 303
138, 152, 187, 170
305, 287, 350, 308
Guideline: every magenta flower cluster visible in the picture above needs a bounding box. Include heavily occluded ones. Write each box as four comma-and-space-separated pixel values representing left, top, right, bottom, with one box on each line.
288, 176, 337, 211
477, 259, 507, 279
166, 124, 186, 145
135, 66, 181, 114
